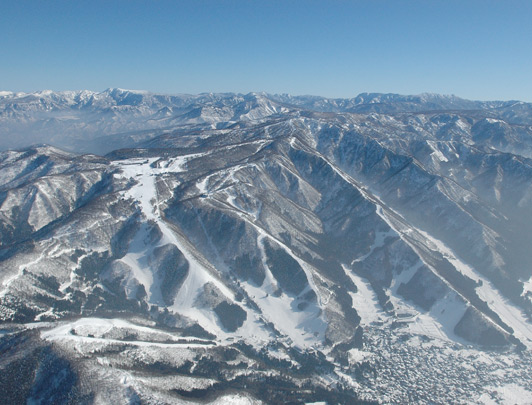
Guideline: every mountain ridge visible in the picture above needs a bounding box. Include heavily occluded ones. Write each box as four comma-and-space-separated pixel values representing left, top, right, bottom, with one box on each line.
1, 91, 532, 403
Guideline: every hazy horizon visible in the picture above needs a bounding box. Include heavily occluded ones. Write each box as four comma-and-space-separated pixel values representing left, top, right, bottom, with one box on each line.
1, 87, 529, 104
2, 0, 532, 102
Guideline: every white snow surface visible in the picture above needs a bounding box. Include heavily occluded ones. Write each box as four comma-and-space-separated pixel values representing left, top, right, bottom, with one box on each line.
406, 292, 469, 343
351, 228, 396, 265
112, 157, 273, 345
523, 276, 532, 298
372, 203, 532, 348
347, 348, 373, 364
476, 383, 532, 404
283, 152, 532, 348
343, 265, 384, 326
427, 140, 449, 163
414, 227, 532, 348
238, 233, 327, 349
290, 153, 475, 344
41, 317, 215, 348
207, 394, 263, 405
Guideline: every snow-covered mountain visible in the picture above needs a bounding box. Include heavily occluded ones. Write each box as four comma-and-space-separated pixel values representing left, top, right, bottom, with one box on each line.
2, 88, 532, 154
0, 89, 290, 154
1, 91, 532, 403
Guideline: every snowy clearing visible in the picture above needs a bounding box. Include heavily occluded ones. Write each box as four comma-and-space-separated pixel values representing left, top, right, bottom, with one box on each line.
343, 265, 384, 326
40, 317, 216, 348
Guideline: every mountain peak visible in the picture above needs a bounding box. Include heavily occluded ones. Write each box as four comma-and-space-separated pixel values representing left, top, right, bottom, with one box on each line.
103, 87, 151, 96
1, 88, 532, 403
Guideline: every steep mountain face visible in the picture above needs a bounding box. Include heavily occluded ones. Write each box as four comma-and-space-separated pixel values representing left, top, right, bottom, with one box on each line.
1, 91, 532, 403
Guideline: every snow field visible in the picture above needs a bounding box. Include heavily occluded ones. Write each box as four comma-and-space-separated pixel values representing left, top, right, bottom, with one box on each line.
372, 202, 532, 347
40, 317, 215, 348
343, 265, 384, 326
113, 157, 274, 344
413, 227, 532, 348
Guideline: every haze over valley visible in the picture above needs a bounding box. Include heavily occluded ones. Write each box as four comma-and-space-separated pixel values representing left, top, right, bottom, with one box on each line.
1, 89, 532, 403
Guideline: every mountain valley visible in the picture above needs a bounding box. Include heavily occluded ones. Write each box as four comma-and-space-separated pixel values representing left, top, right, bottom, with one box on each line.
1, 89, 532, 403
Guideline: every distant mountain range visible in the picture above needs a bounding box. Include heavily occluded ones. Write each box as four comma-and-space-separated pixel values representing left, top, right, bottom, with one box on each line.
2, 88, 532, 154
1, 89, 532, 403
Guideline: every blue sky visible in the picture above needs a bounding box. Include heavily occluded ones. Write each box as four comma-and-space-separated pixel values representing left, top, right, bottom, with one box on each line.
1, 0, 531, 101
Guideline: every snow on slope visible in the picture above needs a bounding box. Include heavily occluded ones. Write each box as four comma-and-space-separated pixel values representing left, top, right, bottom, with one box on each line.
185, 161, 328, 348
246, 230, 326, 348
427, 140, 449, 163
189, 216, 328, 348
351, 229, 396, 265
374, 204, 532, 347
113, 157, 272, 344
343, 265, 384, 327
406, 292, 469, 343
41, 317, 215, 348
524, 276, 532, 299
289, 142, 472, 343
477, 383, 532, 405
413, 227, 532, 348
